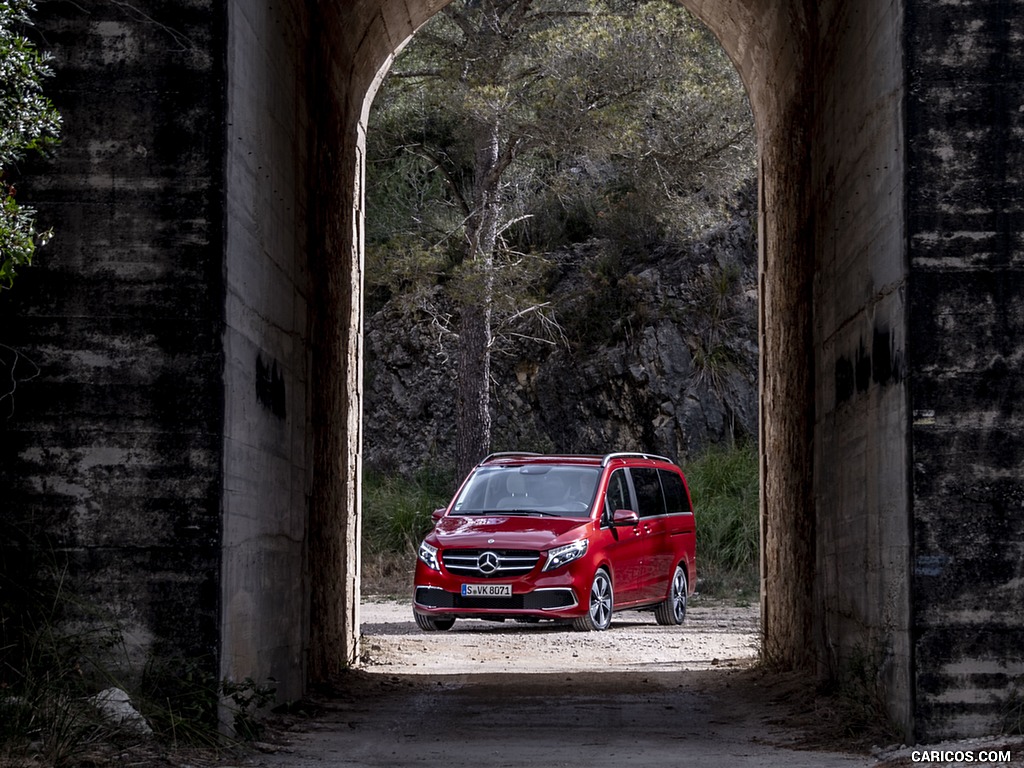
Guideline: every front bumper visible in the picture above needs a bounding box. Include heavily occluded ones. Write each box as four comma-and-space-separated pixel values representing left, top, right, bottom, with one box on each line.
413, 545, 596, 621
413, 584, 579, 618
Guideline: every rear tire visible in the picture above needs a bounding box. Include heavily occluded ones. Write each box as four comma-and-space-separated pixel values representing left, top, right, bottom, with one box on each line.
573, 568, 613, 631
414, 612, 455, 631
654, 565, 688, 625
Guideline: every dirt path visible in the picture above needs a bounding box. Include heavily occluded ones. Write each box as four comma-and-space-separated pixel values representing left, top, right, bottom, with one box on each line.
358, 597, 760, 674
254, 599, 880, 767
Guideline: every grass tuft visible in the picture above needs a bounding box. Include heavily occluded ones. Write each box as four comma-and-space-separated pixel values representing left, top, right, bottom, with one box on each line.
361, 466, 454, 596
682, 441, 759, 600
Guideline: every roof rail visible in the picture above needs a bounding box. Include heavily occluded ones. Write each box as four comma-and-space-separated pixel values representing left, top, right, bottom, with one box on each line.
480, 451, 542, 464
601, 451, 674, 467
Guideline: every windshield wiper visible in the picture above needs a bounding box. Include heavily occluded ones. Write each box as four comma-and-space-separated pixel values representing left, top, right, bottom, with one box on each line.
494, 508, 559, 517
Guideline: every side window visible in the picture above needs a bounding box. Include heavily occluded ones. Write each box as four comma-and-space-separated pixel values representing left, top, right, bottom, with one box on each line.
630, 467, 665, 518
604, 469, 631, 516
659, 469, 692, 514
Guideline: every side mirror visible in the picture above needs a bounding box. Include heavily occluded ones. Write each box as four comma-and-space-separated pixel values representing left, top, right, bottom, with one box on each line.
431, 507, 446, 522
611, 508, 639, 526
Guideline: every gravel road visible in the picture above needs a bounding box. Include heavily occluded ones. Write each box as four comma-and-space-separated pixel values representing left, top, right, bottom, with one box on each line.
359, 597, 760, 674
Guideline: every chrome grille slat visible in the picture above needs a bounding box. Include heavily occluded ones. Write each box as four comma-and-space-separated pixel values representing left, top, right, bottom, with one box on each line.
441, 548, 540, 577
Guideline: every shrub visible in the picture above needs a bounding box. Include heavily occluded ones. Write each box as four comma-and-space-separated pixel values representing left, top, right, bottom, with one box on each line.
361, 466, 455, 595
683, 441, 759, 599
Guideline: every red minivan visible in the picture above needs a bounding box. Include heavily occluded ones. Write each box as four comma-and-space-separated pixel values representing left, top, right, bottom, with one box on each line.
413, 452, 696, 631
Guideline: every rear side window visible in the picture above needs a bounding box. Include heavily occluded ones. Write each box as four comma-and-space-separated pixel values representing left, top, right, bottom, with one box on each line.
630, 467, 665, 518
659, 469, 692, 514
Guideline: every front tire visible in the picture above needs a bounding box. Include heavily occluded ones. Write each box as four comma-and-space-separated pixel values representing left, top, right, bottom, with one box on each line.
655, 565, 688, 625
573, 568, 613, 631
415, 612, 455, 631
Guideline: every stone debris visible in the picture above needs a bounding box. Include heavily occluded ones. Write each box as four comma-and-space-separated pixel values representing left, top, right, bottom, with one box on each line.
89, 686, 153, 736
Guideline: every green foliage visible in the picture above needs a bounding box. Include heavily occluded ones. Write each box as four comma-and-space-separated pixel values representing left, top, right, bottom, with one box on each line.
0, 684, 115, 767
0, 517, 275, 759
361, 467, 455, 596
137, 660, 278, 745
368, 0, 754, 473
569, 251, 654, 346
526, 1, 754, 248
0, 0, 61, 290
687, 260, 747, 390
361, 467, 454, 557
365, 236, 452, 310
368, 0, 755, 258
683, 441, 759, 598
136, 655, 220, 747
221, 676, 278, 741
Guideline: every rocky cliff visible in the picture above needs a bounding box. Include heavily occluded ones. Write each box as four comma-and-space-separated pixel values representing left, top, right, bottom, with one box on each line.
363, 193, 758, 475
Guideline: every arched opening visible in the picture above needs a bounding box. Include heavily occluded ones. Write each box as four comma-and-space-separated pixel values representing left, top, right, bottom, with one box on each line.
360, 0, 759, 600
302, 0, 911, 738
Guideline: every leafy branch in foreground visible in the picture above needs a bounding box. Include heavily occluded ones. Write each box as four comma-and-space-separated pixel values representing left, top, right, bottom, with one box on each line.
1, 0, 61, 290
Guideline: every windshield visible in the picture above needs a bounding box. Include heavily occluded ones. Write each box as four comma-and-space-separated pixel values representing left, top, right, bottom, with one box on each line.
451, 464, 601, 519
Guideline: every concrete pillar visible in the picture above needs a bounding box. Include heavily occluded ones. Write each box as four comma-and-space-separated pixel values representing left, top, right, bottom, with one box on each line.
811, 0, 913, 738
221, 0, 313, 704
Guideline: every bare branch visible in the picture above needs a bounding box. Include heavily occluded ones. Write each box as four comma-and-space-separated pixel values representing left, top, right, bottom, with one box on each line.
0, 343, 40, 419
402, 144, 472, 217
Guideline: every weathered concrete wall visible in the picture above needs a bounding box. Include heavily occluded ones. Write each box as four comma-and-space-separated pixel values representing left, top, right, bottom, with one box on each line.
811, 0, 913, 736
0, 0, 318, 711
697, 0, 823, 683
0, 2, 226, 675
906, 0, 1024, 740
221, 0, 313, 704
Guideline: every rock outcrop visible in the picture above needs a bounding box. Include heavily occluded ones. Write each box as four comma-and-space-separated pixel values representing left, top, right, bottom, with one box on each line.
364, 195, 758, 475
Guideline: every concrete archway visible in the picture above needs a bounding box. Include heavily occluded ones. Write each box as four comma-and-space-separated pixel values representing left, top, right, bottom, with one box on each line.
306, 0, 910, 733
6, 0, 1021, 747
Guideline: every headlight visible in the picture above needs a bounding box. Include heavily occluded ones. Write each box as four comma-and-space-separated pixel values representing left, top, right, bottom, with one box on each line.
418, 540, 440, 571
543, 539, 588, 571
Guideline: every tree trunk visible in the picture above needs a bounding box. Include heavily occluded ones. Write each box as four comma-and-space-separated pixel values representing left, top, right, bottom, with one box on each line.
456, 300, 492, 477
455, 119, 502, 478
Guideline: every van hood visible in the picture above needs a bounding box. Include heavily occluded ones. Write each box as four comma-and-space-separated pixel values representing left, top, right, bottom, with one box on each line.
432, 514, 590, 550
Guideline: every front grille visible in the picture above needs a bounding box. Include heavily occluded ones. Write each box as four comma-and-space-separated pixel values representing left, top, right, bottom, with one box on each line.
442, 548, 539, 577
455, 594, 527, 610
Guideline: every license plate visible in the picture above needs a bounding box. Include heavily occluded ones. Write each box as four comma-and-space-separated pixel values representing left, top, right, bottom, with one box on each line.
461, 583, 512, 597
